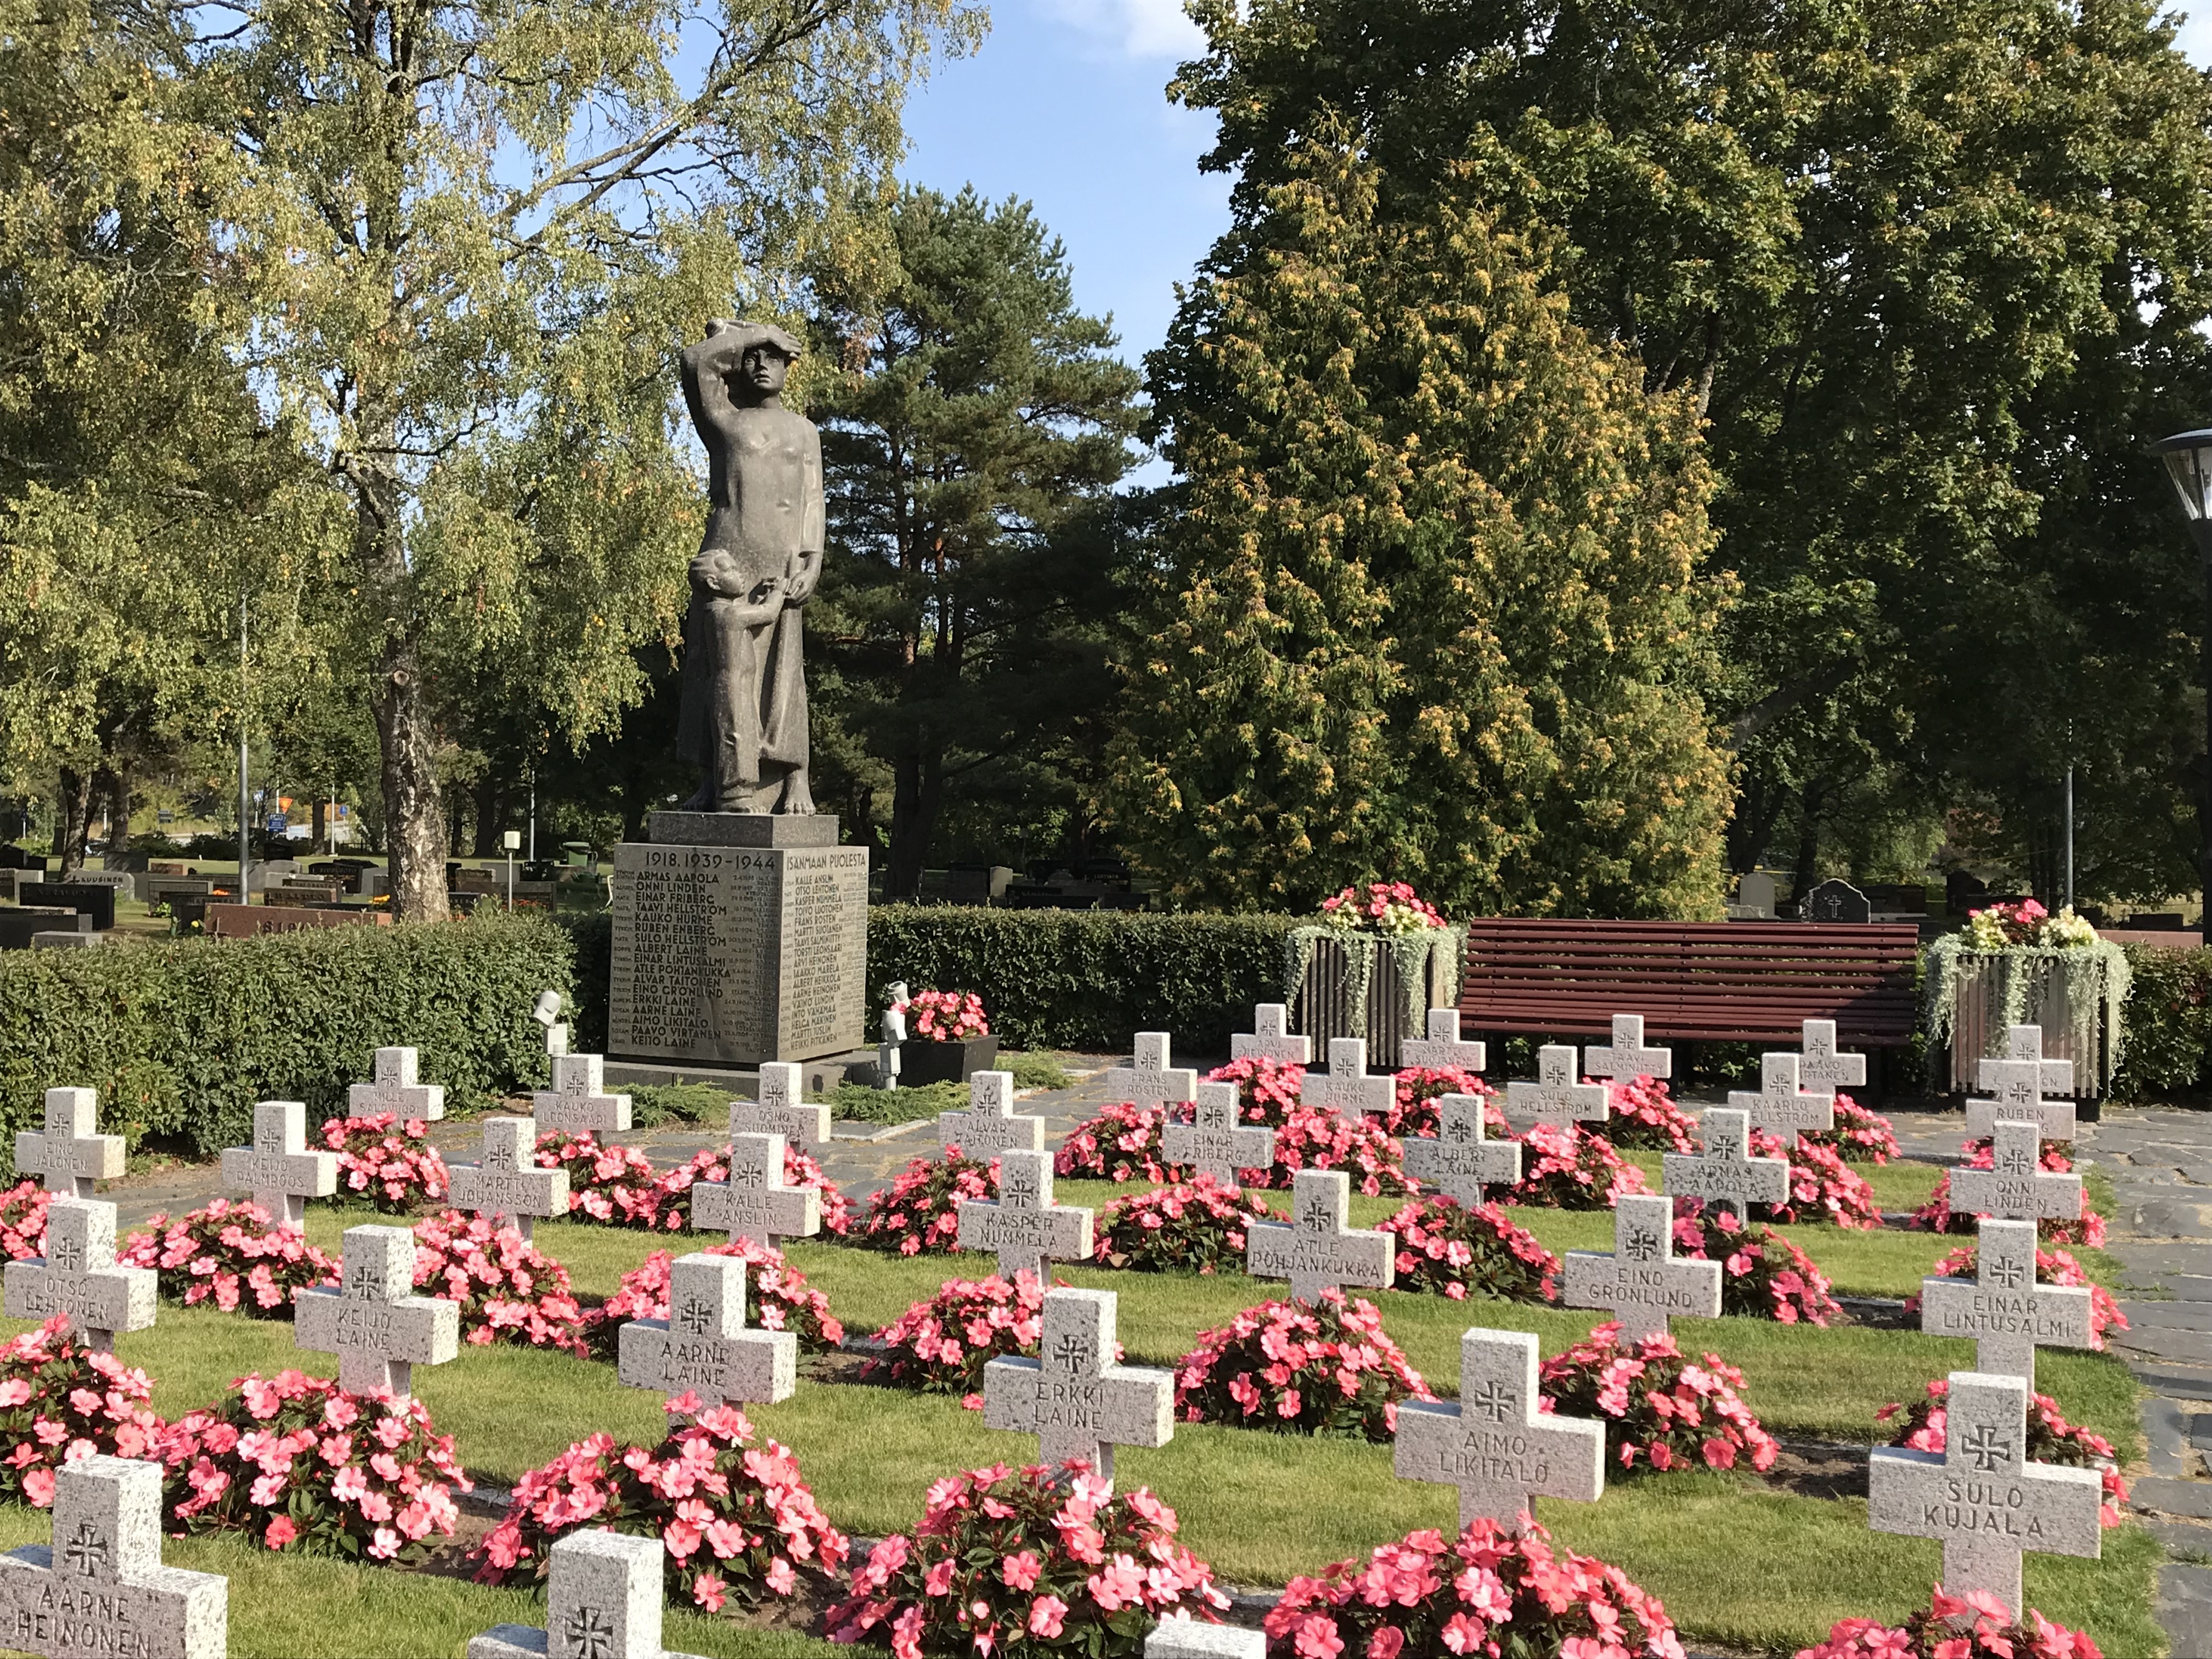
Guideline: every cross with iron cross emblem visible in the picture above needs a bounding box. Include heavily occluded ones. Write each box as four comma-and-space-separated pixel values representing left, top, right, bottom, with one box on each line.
1231, 1003, 1310, 1065
1161, 1082, 1275, 1187
1727, 1052, 1833, 1148
14, 1087, 125, 1199
1398, 1009, 1487, 1072
1661, 1107, 1788, 1222
218, 1099, 338, 1226
465, 1528, 714, 1659
1581, 1014, 1672, 1082
1949, 1119, 2083, 1225
691, 1131, 819, 1251
1393, 1327, 1606, 1532
1299, 1037, 1393, 1119
1966, 1025, 2078, 1143
616, 1251, 795, 1409
1917, 1217, 2091, 1385
348, 1046, 445, 1121
1105, 1033, 1197, 1111
1402, 1092, 1519, 1206
981, 1288, 1173, 1490
1562, 1193, 1720, 1341
1502, 1046, 1609, 1132
956, 1148, 1093, 1282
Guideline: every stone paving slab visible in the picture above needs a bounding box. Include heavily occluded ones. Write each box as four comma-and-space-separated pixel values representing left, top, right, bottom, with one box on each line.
2158, 1560, 2212, 1656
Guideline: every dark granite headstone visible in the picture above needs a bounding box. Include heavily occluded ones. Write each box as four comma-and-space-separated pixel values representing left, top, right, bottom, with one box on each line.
1799, 878, 1871, 924
19, 884, 115, 931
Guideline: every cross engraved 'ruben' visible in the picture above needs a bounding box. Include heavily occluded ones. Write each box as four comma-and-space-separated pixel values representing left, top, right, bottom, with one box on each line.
1867, 1370, 2102, 1618
348, 1046, 446, 1120
3, 1198, 156, 1355
692, 1131, 820, 1251
0, 1455, 227, 1659
729, 1061, 829, 1151
1917, 1217, 2091, 1386
1661, 1108, 1788, 1222
534, 1053, 633, 1137
1728, 1052, 1834, 1148
1393, 1327, 1605, 1532
957, 1149, 1093, 1282
982, 1288, 1173, 1491
1300, 1037, 1394, 1119
292, 1224, 459, 1400
1562, 1193, 1721, 1341
14, 1088, 124, 1199
218, 1099, 338, 1226
467, 1528, 712, 1659
1580, 1014, 1672, 1082
1162, 1082, 1276, 1187
1797, 1019, 1868, 1092
1966, 1026, 2079, 1143
1105, 1033, 1197, 1111
1949, 1119, 2083, 1224
1402, 1093, 1520, 1206
449, 1116, 570, 1243
938, 1071, 1045, 1159
1245, 1168, 1395, 1303
617, 1252, 795, 1408
1231, 1004, 1311, 1065
1502, 1046, 1610, 1132
1398, 1010, 1487, 1073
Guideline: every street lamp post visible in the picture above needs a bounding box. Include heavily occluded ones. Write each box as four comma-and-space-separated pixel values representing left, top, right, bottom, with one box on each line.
2154, 428, 2212, 908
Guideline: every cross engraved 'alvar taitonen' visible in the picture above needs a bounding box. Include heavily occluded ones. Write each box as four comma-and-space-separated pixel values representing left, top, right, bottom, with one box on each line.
1392, 1327, 1605, 1531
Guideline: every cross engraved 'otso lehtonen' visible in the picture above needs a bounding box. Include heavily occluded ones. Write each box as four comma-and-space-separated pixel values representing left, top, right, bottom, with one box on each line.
1562, 1193, 1721, 1342
981, 1288, 1173, 1492
1393, 1327, 1605, 1532
1161, 1081, 1276, 1188
292, 1225, 459, 1401
3, 1198, 156, 1355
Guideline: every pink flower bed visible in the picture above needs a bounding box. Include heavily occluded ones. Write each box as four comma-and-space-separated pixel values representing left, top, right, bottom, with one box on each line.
1380, 1067, 1487, 1138
1906, 1244, 2128, 1351
1538, 1323, 1779, 1475
0, 1178, 50, 1259
537, 1130, 676, 1229
858, 1149, 997, 1256
827, 1462, 1225, 1659
1092, 1179, 1276, 1273
1671, 1204, 1841, 1325
1248, 1105, 1411, 1197
1596, 1075, 1697, 1153
1267, 1519, 1684, 1659
657, 1143, 854, 1236
475, 1396, 848, 1612
861, 1273, 1043, 1401
1798, 1587, 2104, 1659
580, 1240, 844, 1359
1750, 1130, 1880, 1228
117, 1200, 339, 1317
1492, 1109, 1648, 1211
0, 1317, 166, 1506
1910, 1137, 2106, 1246
1375, 1197, 1558, 1302
1175, 1290, 1433, 1441
910, 989, 989, 1040
1055, 1101, 1178, 1184
409, 1209, 587, 1355
1201, 1054, 1305, 1125
161, 1370, 470, 1562
1878, 1377, 2128, 1526
1802, 1094, 1901, 1164
322, 1112, 450, 1212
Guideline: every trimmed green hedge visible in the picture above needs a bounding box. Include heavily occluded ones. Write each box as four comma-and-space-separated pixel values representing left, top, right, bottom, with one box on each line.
2112, 943, 2212, 1101
0, 913, 576, 1164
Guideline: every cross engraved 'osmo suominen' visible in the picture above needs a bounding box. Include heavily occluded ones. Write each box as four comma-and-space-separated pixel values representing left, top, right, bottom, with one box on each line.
1562, 1193, 1721, 1341
467, 1527, 712, 1659
981, 1287, 1172, 1491
728, 1061, 829, 1151
1393, 1327, 1604, 1531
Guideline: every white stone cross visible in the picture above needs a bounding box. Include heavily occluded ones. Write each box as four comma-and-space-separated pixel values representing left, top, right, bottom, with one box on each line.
617, 1252, 795, 1409
1918, 1217, 2090, 1386
533, 1053, 633, 1136
1393, 1327, 1605, 1531
14, 1088, 124, 1198
1797, 1019, 1867, 1092
1161, 1082, 1276, 1187
1727, 1052, 1834, 1148
1231, 1003, 1311, 1065
347, 1046, 445, 1121
2, 1199, 156, 1355
729, 1061, 829, 1151
0, 1455, 227, 1659
292, 1224, 459, 1400
1398, 1010, 1487, 1073
469, 1529, 710, 1659
1661, 1108, 1789, 1222
1967, 1026, 2078, 1143
1502, 1046, 1610, 1132
957, 1149, 1093, 1282
1146, 1620, 1266, 1659
1245, 1169, 1395, 1303
1867, 1370, 2102, 1617
1105, 1032, 1198, 1111
1402, 1093, 1520, 1206
937, 1071, 1045, 1159
1299, 1037, 1394, 1119
1581, 1014, 1672, 1081
692, 1132, 819, 1251
1562, 1193, 1721, 1341
982, 1287, 1173, 1489
1949, 1120, 2083, 1225
218, 1099, 338, 1227
449, 1117, 571, 1243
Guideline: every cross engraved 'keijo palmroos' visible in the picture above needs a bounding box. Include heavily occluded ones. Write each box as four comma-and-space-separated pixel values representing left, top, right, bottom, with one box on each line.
1948, 1119, 2083, 1225
292, 1224, 459, 1400
1917, 1217, 2091, 1386
218, 1099, 338, 1226
0, 1455, 227, 1659
1397, 1009, 1487, 1073
1230, 1003, 1310, 1065
1965, 1026, 2079, 1144
691, 1131, 820, 1250
3, 1198, 156, 1355
1562, 1193, 1722, 1341
1867, 1370, 2102, 1617
981, 1287, 1173, 1491
956, 1148, 1093, 1282
1502, 1046, 1609, 1132
14, 1088, 125, 1199
1579, 1014, 1672, 1081
728, 1060, 829, 1151
1104, 1032, 1197, 1111
1161, 1082, 1275, 1188
1244, 1168, 1395, 1304
1661, 1107, 1788, 1222
1299, 1037, 1394, 1119
1727, 1052, 1835, 1148
1402, 1092, 1520, 1207
937, 1070, 1045, 1159
449, 1116, 571, 1243
1797, 1019, 1868, 1092
1393, 1327, 1605, 1531
533, 1053, 634, 1137
468, 1528, 713, 1659
348, 1045, 446, 1120
617, 1251, 795, 1408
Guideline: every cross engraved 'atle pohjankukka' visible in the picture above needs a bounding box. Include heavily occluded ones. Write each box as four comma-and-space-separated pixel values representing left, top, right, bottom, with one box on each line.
1244, 1168, 1394, 1304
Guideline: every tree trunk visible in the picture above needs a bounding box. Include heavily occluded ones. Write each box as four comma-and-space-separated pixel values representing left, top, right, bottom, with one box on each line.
1790, 784, 1825, 913
373, 644, 450, 921
886, 748, 926, 899
311, 795, 326, 849
53, 768, 91, 875
472, 772, 501, 858
104, 762, 133, 854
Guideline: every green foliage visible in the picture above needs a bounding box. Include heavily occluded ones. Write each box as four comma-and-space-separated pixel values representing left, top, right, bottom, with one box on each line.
625, 1084, 732, 1128
1002, 1051, 1072, 1090
831, 1079, 967, 1125
2111, 943, 2212, 1099
1113, 132, 1731, 918
0, 915, 573, 1161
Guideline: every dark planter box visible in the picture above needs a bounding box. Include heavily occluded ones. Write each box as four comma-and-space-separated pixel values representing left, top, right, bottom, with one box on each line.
901, 1035, 1000, 1086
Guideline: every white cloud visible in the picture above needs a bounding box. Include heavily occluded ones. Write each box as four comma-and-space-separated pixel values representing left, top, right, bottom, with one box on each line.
1041, 0, 1206, 59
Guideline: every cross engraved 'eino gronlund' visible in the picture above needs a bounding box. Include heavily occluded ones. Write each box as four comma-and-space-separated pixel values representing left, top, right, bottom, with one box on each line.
981, 1287, 1173, 1492
1562, 1193, 1720, 1341
1392, 1327, 1605, 1532
466, 1528, 714, 1659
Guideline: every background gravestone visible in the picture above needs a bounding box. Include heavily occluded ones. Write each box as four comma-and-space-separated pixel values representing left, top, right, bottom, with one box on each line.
1797, 878, 1872, 923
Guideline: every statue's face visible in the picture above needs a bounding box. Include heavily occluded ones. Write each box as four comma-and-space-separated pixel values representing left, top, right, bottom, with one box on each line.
739, 345, 790, 397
